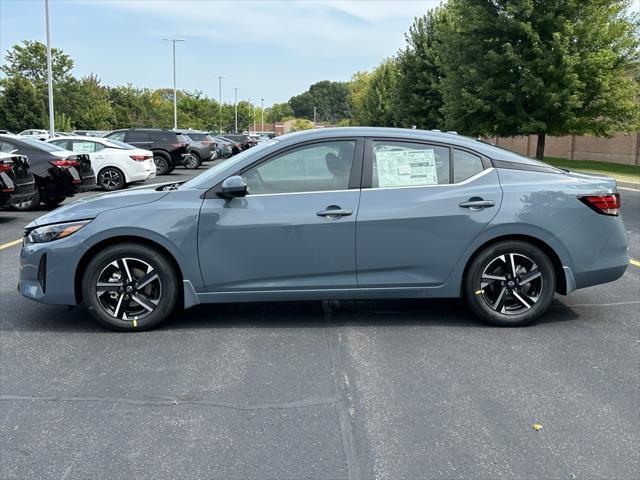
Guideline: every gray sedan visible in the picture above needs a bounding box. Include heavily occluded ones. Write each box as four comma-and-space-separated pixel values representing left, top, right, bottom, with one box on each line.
18, 128, 629, 331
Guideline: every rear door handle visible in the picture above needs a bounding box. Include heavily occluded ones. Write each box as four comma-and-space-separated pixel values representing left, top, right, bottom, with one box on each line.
459, 199, 496, 209
317, 206, 353, 218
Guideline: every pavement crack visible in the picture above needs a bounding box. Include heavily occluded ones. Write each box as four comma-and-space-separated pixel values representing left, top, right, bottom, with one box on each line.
0, 394, 337, 411
323, 301, 363, 480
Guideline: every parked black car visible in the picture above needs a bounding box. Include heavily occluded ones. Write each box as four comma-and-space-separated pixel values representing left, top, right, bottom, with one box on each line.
0, 135, 96, 210
0, 153, 37, 209
223, 134, 254, 150
181, 132, 218, 168
104, 129, 190, 175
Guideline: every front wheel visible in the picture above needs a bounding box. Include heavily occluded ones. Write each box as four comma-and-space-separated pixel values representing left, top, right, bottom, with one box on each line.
98, 167, 125, 191
463, 240, 555, 327
82, 243, 179, 331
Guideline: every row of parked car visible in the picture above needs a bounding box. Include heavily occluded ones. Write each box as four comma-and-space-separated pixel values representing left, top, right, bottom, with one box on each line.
0, 128, 266, 211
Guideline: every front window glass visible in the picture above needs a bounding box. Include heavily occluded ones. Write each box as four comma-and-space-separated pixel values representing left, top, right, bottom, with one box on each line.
20, 138, 67, 151
371, 141, 450, 188
127, 131, 151, 142
243, 140, 356, 195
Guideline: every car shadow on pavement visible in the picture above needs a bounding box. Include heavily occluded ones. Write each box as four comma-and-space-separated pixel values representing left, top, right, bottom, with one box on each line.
0, 298, 580, 333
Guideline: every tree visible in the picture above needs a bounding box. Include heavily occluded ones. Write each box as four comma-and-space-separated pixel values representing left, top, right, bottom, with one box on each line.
360, 59, 401, 127
289, 118, 315, 131
396, 9, 445, 129
288, 91, 315, 120
265, 102, 294, 123
348, 71, 372, 125
0, 75, 46, 131
437, 0, 640, 159
288, 80, 352, 123
2, 40, 73, 84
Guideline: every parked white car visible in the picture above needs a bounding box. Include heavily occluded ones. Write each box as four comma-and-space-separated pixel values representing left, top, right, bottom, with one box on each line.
19, 129, 49, 141
47, 136, 156, 191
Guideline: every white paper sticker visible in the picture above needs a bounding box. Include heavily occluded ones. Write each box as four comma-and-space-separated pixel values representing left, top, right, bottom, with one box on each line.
375, 149, 438, 187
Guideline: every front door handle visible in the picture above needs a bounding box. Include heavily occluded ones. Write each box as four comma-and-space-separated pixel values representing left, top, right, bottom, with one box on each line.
459, 199, 496, 209
317, 205, 353, 218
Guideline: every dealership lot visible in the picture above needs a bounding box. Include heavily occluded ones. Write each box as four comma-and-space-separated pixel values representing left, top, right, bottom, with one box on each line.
1, 165, 638, 479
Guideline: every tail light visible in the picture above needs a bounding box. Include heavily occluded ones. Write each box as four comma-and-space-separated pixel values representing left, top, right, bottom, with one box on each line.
201, 140, 213, 145
130, 154, 152, 161
0, 159, 14, 172
578, 194, 620, 216
50, 159, 79, 168
171, 143, 186, 148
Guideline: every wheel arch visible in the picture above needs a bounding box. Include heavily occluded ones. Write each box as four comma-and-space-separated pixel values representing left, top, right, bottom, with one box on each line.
97, 164, 129, 184
462, 234, 567, 295
74, 235, 184, 304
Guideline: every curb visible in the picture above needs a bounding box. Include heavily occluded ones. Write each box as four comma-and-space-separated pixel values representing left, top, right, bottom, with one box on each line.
617, 180, 640, 190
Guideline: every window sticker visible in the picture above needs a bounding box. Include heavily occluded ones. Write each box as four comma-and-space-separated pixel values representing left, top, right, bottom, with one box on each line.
375, 149, 438, 187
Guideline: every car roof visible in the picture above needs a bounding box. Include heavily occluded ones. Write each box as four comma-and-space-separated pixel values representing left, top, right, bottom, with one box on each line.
50, 135, 109, 143
274, 127, 548, 166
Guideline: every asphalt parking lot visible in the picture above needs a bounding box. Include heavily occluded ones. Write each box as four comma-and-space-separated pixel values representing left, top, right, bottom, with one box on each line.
1, 166, 638, 479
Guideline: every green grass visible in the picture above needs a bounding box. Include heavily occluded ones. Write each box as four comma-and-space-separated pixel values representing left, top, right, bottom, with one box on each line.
544, 157, 640, 185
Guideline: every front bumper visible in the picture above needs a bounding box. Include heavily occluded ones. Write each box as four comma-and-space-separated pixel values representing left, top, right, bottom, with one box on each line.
19, 236, 84, 305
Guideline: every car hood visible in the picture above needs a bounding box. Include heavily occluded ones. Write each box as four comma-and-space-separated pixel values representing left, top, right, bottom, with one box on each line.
26, 186, 170, 228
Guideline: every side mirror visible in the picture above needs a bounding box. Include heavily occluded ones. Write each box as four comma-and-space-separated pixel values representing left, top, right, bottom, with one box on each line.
219, 175, 247, 198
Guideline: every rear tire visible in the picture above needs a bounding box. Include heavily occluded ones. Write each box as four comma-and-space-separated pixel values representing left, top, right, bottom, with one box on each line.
153, 154, 171, 175
183, 153, 201, 169
82, 243, 179, 331
463, 240, 555, 327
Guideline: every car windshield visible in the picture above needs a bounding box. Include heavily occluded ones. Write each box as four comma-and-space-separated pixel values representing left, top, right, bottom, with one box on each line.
21, 138, 68, 151
181, 139, 280, 189
105, 139, 136, 150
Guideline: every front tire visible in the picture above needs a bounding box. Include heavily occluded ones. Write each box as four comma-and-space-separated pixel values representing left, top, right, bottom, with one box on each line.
82, 243, 179, 331
98, 167, 126, 191
463, 240, 555, 327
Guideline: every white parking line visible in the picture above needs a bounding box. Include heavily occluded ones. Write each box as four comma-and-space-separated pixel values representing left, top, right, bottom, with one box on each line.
619, 186, 640, 192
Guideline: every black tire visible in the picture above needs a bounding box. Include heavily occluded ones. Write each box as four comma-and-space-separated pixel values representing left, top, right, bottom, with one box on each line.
12, 188, 40, 211
153, 154, 171, 175
44, 196, 66, 209
183, 152, 201, 169
98, 167, 126, 191
82, 243, 179, 331
463, 240, 555, 327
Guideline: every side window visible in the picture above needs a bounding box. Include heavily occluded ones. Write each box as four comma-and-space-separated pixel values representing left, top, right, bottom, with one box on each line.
453, 149, 484, 183
371, 141, 449, 188
71, 141, 97, 153
150, 131, 175, 142
242, 140, 356, 195
126, 131, 150, 142
50, 140, 70, 150
0, 141, 16, 153
108, 131, 126, 142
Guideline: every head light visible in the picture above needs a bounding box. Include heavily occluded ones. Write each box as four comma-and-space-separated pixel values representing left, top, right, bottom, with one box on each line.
24, 220, 91, 244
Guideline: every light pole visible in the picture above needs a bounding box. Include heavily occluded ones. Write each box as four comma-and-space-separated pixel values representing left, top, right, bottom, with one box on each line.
260, 98, 264, 135
313, 106, 316, 125
215, 76, 224, 132
232, 87, 238, 133
44, 0, 54, 136
163, 37, 185, 129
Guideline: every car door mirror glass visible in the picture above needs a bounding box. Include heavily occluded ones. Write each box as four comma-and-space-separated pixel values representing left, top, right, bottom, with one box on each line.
220, 175, 247, 198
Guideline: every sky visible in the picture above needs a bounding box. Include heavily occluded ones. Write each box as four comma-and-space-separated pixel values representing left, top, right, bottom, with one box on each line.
0, 0, 442, 106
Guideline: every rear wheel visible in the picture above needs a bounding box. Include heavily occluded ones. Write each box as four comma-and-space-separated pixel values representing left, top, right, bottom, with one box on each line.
463, 240, 555, 327
82, 243, 179, 331
183, 153, 201, 169
98, 167, 125, 191
153, 154, 171, 175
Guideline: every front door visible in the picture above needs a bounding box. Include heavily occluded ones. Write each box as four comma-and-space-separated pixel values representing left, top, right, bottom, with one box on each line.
198, 138, 363, 291
356, 139, 502, 287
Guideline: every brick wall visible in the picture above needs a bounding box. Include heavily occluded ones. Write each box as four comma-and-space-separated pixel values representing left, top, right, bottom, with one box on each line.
490, 134, 640, 165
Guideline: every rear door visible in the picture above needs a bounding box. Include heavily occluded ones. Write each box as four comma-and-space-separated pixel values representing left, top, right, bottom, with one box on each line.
198, 138, 363, 292
356, 138, 502, 287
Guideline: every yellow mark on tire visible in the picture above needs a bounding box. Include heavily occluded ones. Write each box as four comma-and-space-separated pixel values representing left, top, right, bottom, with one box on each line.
475, 289, 483, 295
133, 319, 138, 328
0, 238, 22, 251
631, 258, 640, 268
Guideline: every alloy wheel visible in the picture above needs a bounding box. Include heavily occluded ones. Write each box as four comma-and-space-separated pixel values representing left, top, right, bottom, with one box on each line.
100, 169, 121, 190
479, 253, 543, 315
96, 257, 162, 321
